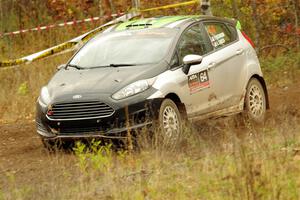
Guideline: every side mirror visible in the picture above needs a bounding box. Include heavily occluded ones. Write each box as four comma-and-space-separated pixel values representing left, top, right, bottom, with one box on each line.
57, 64, 66, 71
182, 55, 203, 75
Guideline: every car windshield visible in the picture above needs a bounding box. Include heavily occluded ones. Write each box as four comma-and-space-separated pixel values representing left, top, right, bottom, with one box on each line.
69, 28, 178, 68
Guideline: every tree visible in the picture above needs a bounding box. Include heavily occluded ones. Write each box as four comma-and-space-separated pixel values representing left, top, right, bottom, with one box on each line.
132, 0, 140, 10
250, 0, 261, 51
231, 0, 240, 19
293, 0, 299, 47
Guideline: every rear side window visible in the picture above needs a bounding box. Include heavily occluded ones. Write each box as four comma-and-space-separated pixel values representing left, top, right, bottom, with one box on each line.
204, 23, 235, 49
227, 24, 238, 41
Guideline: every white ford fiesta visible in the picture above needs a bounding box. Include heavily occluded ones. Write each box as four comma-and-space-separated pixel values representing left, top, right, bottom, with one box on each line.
36, 15, 269, 148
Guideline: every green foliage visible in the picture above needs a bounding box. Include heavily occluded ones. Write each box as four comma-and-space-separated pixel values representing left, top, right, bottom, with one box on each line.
17, 82, 28, 95
260, 51, 300, 86
73, 140, 114, 174
261, 51, 300, 70
1, 173, 33, 200
0, 191, 3, 200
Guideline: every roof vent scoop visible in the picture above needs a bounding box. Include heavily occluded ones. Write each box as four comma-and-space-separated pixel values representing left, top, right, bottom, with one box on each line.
126, 23, 152, 28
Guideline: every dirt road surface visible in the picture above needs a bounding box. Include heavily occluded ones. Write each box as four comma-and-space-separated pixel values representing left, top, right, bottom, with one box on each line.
1, 85, 300, 186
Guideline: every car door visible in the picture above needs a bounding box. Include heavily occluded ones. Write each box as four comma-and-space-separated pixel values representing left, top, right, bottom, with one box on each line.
202, 21, 248, 111
170, 23, 220, 117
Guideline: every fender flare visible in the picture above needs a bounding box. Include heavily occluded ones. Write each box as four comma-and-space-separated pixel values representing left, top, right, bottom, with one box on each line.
248, 75, 270, 109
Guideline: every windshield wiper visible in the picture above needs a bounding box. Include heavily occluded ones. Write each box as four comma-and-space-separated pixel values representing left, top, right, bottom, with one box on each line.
88, 64, 137, 69
67, 64, 85, 70
109, 64, 137, 67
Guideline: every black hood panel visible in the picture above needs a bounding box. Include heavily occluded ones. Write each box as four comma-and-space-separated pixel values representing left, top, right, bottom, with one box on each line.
47, 63, 167, 102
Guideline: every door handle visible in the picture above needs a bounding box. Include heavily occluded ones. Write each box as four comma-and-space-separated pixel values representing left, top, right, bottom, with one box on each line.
236, 49, 244, 55
208, 62, 216, 71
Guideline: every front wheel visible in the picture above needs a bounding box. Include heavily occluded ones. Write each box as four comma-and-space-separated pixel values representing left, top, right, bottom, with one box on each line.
157, 99, 183, 148
244, 78, 267, 124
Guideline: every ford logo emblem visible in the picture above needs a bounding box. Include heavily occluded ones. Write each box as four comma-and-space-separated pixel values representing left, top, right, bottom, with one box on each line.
73, 95, 82, 99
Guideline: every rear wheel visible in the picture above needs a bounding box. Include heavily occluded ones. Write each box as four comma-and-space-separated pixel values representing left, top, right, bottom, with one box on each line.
244, 78, 267, 124
157, 99, 183, 148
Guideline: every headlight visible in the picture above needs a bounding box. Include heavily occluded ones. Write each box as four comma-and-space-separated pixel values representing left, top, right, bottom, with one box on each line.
112, 78, 156, 100
39, 86, 51, 106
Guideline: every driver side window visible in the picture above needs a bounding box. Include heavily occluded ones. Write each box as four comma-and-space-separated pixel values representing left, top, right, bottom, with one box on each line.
176, 24, 212, 65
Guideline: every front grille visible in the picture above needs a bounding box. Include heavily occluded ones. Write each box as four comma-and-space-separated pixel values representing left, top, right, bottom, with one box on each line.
47, 101, 115, 120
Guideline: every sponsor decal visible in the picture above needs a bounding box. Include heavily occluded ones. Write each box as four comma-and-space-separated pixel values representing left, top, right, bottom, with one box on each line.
188, 70, 210, 94
210, 32, 226, 47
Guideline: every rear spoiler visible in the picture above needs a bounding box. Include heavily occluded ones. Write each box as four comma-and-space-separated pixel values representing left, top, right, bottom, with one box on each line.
222, 17, 242, 30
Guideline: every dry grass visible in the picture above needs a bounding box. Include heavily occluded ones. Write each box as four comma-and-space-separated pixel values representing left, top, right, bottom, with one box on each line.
0, 53, 72, 122
1, 109, 300, 200
1, 50, 299, 198
0, 6, 300, 199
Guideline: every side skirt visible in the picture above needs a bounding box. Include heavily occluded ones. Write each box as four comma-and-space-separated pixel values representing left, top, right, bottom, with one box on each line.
188, 100, 244, 122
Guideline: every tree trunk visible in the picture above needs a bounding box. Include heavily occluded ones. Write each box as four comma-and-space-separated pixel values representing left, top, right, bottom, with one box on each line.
103, 0, 112, 16
132, 0, 140, 10
294, 0, 299, 48
99, 0, 104, 17
0, 0, 3, 32
251, 0, 260, 52
108, 0, 116, 17
230, 0, 240, 19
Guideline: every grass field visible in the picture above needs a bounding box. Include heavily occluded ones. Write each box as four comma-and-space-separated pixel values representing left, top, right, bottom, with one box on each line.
0, 51, 299, 199
1, 106, 300, 199
0, 6, 300, 198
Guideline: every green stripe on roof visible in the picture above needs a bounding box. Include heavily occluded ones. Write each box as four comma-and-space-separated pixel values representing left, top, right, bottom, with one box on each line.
115, 20, 139, 31
151, 16, 188, 28
115, 15, 199, 31
129, 19, 152, 30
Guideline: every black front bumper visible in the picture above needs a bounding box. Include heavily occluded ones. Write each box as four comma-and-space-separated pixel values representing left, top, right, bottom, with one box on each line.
36, 98, 163, 140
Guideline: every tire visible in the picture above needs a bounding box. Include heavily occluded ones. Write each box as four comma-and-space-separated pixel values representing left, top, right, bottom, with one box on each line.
157, 99, 183, 149
244, 78, 267, 124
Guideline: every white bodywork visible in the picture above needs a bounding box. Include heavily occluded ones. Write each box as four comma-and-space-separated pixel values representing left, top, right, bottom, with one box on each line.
148, 29, 263, 121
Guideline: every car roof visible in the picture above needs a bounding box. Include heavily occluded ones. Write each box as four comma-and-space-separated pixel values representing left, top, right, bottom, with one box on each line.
112, 15, 237, 32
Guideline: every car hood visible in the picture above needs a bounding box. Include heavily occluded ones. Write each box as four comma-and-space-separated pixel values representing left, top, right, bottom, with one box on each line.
46, 63, 167, 101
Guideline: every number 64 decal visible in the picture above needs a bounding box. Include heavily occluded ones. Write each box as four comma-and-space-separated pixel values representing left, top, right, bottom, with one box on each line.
188, 70, 210, 94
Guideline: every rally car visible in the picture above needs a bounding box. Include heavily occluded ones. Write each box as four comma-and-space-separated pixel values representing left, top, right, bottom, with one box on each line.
36, 15, 269, 149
